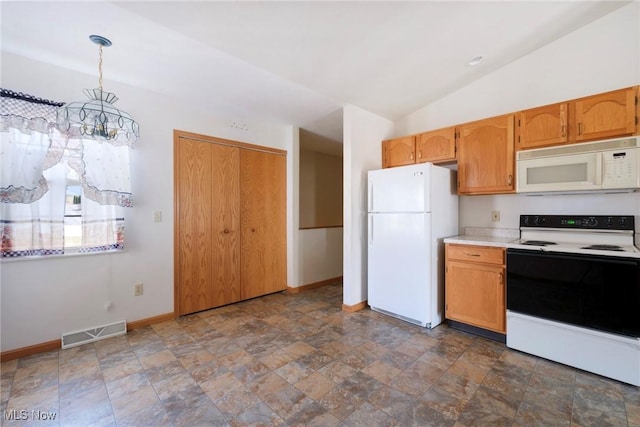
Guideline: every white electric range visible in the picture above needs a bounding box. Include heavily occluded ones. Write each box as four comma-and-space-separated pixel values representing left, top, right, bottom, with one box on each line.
505, 215, 640, 386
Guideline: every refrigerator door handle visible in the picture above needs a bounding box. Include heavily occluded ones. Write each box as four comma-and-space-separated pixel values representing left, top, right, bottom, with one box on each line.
369, 216, 374, 244
368, 181, 373, 212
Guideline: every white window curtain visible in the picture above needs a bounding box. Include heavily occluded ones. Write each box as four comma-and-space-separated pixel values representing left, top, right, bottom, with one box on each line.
1, 89, 133, 258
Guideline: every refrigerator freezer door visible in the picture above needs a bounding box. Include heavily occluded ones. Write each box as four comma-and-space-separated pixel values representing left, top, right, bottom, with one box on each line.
368, 163, 431, 213
368, 212, 432, 326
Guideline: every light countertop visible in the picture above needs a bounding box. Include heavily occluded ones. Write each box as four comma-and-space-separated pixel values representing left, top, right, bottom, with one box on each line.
444, 227, 520, 248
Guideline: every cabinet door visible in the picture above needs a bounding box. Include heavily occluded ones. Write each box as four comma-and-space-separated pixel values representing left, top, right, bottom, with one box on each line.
176, 137, 214, 315
382, 136, 416, 168
240, 149, 287, 300
415, 127, 456, 163
518, 102, 568, 150
572, 87, 637, 142
457, 114, 515, 195
445, 260, 505, 333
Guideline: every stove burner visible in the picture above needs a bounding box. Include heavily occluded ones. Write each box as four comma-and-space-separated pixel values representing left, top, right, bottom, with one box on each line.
580, 244, 625, 252
521, 240, 558, 246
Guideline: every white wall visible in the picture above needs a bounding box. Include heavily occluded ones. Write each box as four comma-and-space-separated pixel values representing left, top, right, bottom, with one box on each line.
395, 2, 640, 231
297, 228, 343, 285
288, 129, 344, 288
0, 53, 293, 352
342, 105, 394, 306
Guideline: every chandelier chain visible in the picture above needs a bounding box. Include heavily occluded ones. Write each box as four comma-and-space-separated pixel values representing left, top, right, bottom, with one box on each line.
98, 44, 104, 91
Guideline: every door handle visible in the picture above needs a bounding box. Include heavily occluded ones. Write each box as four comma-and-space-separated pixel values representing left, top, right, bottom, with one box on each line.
508, 175, 513, 186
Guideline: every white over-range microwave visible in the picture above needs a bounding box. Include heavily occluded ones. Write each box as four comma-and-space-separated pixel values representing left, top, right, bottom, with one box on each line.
516, 136, 640, 194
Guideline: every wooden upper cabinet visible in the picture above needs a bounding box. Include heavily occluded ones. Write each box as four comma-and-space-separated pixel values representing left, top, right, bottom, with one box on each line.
457, 114, 515, 195
517, 102, 568, 150
572, 87, 637, 142
415, 126, 456, 164
382, 136, 415, 168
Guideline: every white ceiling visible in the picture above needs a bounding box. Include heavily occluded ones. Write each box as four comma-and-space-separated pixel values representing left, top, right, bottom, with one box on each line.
1, 1, 631, 142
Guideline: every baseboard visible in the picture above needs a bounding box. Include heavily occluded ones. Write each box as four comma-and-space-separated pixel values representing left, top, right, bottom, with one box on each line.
1, 311, 176, 362
127, 312, 176, 331
287, 276, 342, 294
448, 320, 506, 343
342, 300, 368, 313
0, 339, 61, 363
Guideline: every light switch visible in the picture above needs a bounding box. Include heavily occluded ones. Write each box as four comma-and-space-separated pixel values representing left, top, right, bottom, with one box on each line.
153, 210, 162, 222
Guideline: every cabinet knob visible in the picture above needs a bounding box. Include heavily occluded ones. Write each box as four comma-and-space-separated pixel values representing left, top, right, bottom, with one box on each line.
508, 175, 513, 186
251, 228, 256, 233
578, 123, 583, 135
561, 125, 567, 137
223, 229, 230, 234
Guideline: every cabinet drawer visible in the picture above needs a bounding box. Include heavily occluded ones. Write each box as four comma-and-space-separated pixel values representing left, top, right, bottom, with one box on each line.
446, 244, 504, 265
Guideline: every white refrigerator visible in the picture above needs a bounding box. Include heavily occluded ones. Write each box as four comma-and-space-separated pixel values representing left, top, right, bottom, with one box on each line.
367, 162, 458, 328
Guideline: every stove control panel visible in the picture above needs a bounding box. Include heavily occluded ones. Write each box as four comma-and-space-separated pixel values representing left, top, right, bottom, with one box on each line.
520, 215, 635, 231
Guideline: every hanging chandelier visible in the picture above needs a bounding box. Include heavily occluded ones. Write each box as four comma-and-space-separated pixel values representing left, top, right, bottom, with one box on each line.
57, 35, 139, 144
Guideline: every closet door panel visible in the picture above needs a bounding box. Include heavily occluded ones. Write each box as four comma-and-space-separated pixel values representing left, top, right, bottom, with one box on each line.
211, 144, 241, 307
176, 137, 213, 314
240, 149, 287, 299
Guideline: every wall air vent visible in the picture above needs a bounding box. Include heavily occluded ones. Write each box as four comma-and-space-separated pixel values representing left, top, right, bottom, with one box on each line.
61, 320, 127, 349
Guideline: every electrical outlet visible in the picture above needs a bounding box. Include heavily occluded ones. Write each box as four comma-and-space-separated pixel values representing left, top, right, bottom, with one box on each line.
134, 283, 143, 296
153, 211, 162, 222
491, 211, 501, 222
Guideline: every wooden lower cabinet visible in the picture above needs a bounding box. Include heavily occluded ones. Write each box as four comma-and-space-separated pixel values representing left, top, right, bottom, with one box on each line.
445, 244, 506, 333
174, 131, 286, 316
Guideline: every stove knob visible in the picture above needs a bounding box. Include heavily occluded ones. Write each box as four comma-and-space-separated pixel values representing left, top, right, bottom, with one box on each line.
588, 217, 598, 227
533, 216, 540, 225
523, 216, 529, 225
606, 217, 613, 226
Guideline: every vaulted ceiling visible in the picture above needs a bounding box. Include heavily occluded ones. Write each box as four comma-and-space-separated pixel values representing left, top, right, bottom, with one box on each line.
1, 1, 631, 141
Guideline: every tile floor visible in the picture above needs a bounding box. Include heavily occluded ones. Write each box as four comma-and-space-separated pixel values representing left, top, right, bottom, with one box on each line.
2, 283, 640, 426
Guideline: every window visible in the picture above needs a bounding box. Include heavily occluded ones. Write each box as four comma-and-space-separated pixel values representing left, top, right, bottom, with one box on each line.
1, 89, 131, 259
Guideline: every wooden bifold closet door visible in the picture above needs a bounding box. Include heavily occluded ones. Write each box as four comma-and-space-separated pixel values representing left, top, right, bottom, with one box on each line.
240, 149, 287, 300
174, 130, 286, 316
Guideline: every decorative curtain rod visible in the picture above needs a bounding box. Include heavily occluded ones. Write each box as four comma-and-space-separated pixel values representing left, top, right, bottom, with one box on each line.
0, 88, 64, 107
